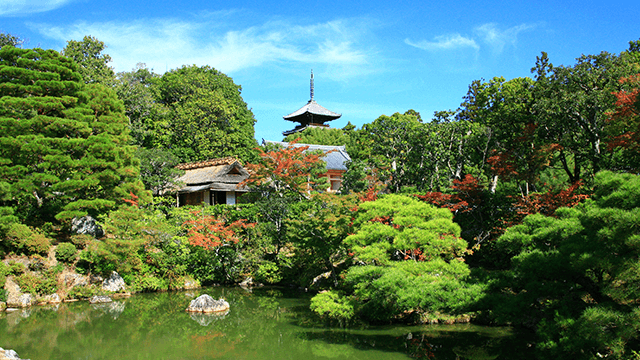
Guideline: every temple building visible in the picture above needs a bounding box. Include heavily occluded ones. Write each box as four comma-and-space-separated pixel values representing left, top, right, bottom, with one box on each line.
282, 71, 341, 136
175, 157, 250, 206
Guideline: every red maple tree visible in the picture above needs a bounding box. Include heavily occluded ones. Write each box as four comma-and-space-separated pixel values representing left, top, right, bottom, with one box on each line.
183, 211, 255, 250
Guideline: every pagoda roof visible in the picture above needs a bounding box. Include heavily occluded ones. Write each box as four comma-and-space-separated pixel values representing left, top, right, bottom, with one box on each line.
283, 99, 342, 123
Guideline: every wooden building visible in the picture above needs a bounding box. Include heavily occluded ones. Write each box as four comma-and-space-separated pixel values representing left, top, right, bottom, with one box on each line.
175, 157, 249, 206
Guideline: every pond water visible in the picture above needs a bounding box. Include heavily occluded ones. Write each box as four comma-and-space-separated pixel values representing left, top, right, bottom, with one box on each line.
0, 287, 536, 359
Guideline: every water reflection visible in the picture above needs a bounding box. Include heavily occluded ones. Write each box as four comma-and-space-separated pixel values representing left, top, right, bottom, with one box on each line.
91, 300, 125, 320
0, 287, 535, 360
189, 309, 229, 326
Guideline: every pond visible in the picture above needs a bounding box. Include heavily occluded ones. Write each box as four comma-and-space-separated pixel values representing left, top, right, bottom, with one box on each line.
0, 287, 536, 359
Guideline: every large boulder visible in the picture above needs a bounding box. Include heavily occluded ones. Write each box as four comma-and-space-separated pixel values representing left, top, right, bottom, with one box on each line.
186, 294, 229, 313
102, 272, 126, 292
71, 216, 104, 238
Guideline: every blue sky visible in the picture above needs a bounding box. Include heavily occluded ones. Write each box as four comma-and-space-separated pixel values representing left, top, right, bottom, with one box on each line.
2, 0, 639, 142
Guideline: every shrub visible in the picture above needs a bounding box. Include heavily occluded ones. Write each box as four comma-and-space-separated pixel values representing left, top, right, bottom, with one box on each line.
55, 243, 78, 264
14, 272, 57, 296
0, 261, 8, 288
310, 290, 355, 326
130, 274, 168, 292
8, 261, 25, 275
5, 223, 51, 255
67, 285, 99, 300
254, 261, 282, 284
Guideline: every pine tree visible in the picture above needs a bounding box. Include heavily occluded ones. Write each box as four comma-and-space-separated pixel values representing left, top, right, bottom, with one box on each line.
0, 47, 146, 226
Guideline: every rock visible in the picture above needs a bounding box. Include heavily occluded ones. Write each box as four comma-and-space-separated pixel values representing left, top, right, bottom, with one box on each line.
6, 294, 35, 309
89, 295, 112, 304
186, 294, 229, 313
0, 348, 25, 360
71, 216, 104, 238
39, 293, 61, 304
64, 273, 88, 288
102, 272, 126, 292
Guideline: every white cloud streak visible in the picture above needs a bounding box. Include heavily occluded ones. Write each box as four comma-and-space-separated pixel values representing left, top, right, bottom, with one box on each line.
475, 23, 537, 54
406, 22, 537, 55
0, 0, 74, 16
405, 34, 479, 51
31, 16, 374, 77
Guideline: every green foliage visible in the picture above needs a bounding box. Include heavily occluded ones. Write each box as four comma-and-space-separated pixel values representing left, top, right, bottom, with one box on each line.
55, 242, 78, 263
345, 194, 466, 265
286, 193, 357, 286
253, 261, 282, 284
61, 35, 116, 86
136, 147, 184, 196
66, 284, 100, 299
151, 65, 259, 163
5, 223, 51, 255
7, 260, 25, 275
0, 32, 25, 49
283, 126, 351, 145
0, 46, 146, 225
0, 261, 9, 288
342, 260, 484, 323
309, 290, 355, 325
15, 271, 57, 296
485, 171, 640, 358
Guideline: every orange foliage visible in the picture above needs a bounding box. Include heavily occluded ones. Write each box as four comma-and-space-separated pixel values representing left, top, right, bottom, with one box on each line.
122, 191, 139, 207
241, 139, 328, 194
183, 211, 255, 250
607, 74, 640, 154
415, 174, 482, 215
501, 181, 588, 229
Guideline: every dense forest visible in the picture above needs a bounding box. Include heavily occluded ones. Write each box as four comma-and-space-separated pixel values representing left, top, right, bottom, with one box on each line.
1, 32, 640, 359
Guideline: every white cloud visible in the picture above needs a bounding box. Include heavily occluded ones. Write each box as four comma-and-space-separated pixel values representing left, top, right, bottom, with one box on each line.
474, 23, 537, 54
405, 34, 479, 51
31, 16, 375, 77
0, 0, 74, 16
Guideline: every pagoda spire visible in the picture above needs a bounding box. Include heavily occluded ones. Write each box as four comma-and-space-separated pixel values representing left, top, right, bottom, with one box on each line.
282, 70, 341, 136
310, 69, 314, 100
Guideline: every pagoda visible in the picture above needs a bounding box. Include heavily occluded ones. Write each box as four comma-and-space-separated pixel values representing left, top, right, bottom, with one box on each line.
282, 71, 341, 136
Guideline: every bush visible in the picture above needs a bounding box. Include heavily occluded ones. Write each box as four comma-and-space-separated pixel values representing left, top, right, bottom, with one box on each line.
67, 285, 99, 300
55, 243, 78, 263
5, 223, 51, 255
0, 261, 8, 288
254, 261, 282, 284
310, 290, 355, 326
8, 261, 25, 275
14, 272, 57, 296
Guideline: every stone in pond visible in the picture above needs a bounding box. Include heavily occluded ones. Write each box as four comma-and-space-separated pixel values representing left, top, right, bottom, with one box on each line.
186, 294, 229, 313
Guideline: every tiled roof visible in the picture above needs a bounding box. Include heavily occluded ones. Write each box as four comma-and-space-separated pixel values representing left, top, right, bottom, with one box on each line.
176, 157, 242, 170
283, 100, 341, 122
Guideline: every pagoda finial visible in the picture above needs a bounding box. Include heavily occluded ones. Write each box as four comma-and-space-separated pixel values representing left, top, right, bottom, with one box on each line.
310, 69, 314, 101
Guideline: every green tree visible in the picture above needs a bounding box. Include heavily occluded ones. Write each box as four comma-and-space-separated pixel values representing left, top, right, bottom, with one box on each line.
0, 32, 25, 49
114, 63, 166, 148
0, 47, 146, 225
286, 193, 358, 287
61, 35, 116, 86
283, 125, 352, 145
532, 51, 636, 183
152, 65, 259, 163
311, 195, 483, 323
486, 171, 640, 358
